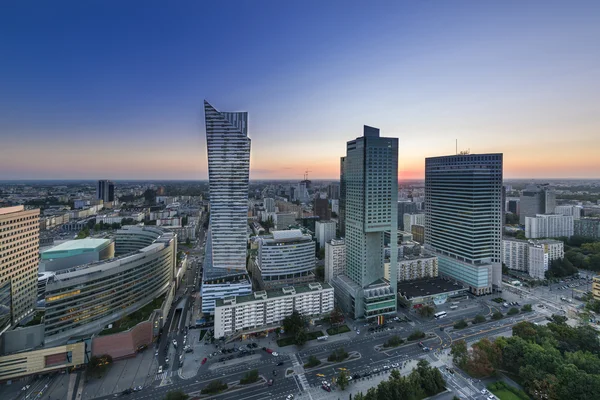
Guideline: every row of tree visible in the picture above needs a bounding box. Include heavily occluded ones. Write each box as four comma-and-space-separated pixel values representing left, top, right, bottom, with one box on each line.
353, 360, 445, 400
451, 316, 600, 399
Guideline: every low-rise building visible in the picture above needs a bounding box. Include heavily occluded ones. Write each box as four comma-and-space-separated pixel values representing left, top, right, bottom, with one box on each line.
325, 239, 345, 283
213, 283, 334, 339
397, 277, 468, 308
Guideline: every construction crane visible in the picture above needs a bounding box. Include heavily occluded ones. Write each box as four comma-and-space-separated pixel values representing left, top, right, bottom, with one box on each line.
303, 169, 312, 181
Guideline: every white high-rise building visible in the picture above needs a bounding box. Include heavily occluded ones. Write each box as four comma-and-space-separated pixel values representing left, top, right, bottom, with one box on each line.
325, 239, 346, 283
201, 101, 252, 314
554, 205, 582, 220
525, 214, 574, 239
403, 213, 425, 233
502, 239, 529, 272
315, 220, 336, 248
502, 238, 564, 279
264, 198, 275, 213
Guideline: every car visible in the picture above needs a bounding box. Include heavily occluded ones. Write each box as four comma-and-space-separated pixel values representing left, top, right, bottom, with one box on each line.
391, 363, 399, 368
267, 379, 274, 386
201, 358, 207, 365
239, 346, 245, 351
277, 361, 284, 366
383, 365, 390, 370
155, 351, 159, 357
363, 371, 371, 377
158, 366, 163, 373
488, 395, 496, 400
373, 368, 380, 373
272, 351, 279, 356
21, 385, 30, 391
172, 339, 177, 347
418, 341, 424, 348
481, 389, 488, 394
356, 330, 360, 335
251, 343, 258, 348
353, 374, 361, 379
322, 384, 331, 392
286, 395, 294, 400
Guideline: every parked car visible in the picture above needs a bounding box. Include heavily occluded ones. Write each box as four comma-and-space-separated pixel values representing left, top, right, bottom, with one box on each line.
201, 358, 207, 365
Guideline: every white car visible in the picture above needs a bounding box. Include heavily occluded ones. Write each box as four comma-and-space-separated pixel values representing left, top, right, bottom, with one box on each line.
356, 330, 360, 335
158, 366, 163, 373
272, 352, 279, 356
172, 339, 177, 347
286, 395, 294, 400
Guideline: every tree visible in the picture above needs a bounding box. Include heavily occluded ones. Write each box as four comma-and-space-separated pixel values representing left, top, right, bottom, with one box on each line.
181, 216, 188, 226
240, 369, 259, 384
282, 310, 306, 336
408, 330, 425, 341
328, 347, 348, 362
294, 329, 308, 346
454, 319, 468, 329
472, 314, 486, 324
304, 355, 321, 368
516, 231, 527, 240
263, 216, 274, 233
329, 308, 344, 326
492, 311, 504, 320
522, 304, 533, 312
507, 307, 520, 315
201, 380, 227, 395
164, 390, 189, 400
76, 227, 90, 239
383, 335, 404, 348
87, 354, 113, 378
418, 305, 435, 318
505, 213, 519, 225
337, 370, 349, 390
315, 265, 325, 281
451, 340, 468, 368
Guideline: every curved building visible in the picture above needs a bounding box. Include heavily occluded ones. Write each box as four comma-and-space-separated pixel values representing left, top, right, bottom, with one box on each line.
43, 226, 176, 345
257, 230, 315, 289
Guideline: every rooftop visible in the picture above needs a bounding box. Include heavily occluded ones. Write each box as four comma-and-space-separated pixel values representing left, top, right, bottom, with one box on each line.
397, 277, 467, 299
215, 282, 332, 307
41, 238, 111, 259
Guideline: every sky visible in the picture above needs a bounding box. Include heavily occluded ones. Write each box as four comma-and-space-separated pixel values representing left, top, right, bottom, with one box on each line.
1, 0, 599, 181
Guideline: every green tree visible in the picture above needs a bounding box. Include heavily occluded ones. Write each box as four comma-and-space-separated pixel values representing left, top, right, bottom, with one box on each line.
454, 319, 468, 329
492, 311, 504, 320
294, 329, 308, 346
318, 247, 325, 260
408, 330, 425, 341
516, 231, 527, 240
201, 380, 227, 395
472, 314, 486, 324
282, 310, 306, 336
418, 305, 435, 318
76, 227, 90, 239
521, 304, 533, 312
383, 335, 404, 348
507, 307, 519, 315
240, 369, 259, 384
164, 390, 189, 400
451, 340, 468, 367
304, 355, 321, 368
337, 370, 349, 390
329, 308, 344, 326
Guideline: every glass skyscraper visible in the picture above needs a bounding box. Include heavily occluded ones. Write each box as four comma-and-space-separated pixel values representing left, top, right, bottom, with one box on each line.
424, 153, 503, 294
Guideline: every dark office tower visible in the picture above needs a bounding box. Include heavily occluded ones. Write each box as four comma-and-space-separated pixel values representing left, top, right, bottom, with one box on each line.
314, 197, 331, 221
519, 184, 556, 224
508, 199, 520, 215
97, 180, 115, 203
397, 200, 418, 230
328, 183, 340, 200
339, 157, 346, 237
425, 153, 503, 295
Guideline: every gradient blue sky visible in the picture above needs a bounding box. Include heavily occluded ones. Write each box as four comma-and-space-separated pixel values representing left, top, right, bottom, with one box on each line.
1, 1, 599, 180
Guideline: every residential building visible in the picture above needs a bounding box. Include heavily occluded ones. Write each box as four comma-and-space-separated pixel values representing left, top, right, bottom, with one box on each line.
97, 180, 115, 203
325, 239, 345, 283
328, 183, 340, 200
555, 205, 582, 219
397, 201, 418, 230
502, 238, 529, 272
275, 212, 296, 230
263, 198, 275, 213
593, 276, 600, 302
0, 206, 39, 324
213, 283, 334, 339
384, 254, 438, 282
411, 224, 425, 244
331, 199, 339, 215
525, 214, 574, 239
201, 101, 253, 314
519, 184, 555, 224
331, 125, 398, 319
315, 220, 336, 248
528, 240, 564, 280
403, 213, 425, 233
256, 230, 315, 289
574, 218, 600, 240
425, 153, 503, 295
313, 197, 331, 221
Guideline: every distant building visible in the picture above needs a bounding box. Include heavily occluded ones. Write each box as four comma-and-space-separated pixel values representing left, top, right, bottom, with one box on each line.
397, 201, 418, 230
263, 198, 275, 213
213, 283, 334, 339
256, 230, 315, 289
325, 239, 345, 283
411, 224, 425, 244
97, 180, 115, 203
385, 254, 438, 282
507, 198, 520, 215
525, 214, 573, 239
519, 184, 555, 224
313, 197, 331, 221
0, 206, 39, 324
331, 199, 339, 215
315, 220, 336, 248
574, 218, 600, 240
328, 183, 340, 200
502, 238, 564, 279
425, 153, 503, 295
555, 205, 582, 220
403, 213, 425, 233
275, 212, 297, 230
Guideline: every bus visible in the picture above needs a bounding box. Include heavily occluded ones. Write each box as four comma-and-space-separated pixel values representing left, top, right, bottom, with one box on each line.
450, 305, 458, 310
434, 311, 447, 319
317, 335, 329, 341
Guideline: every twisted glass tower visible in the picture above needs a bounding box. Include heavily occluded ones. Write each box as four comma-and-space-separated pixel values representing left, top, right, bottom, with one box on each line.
204, 100, 250, 271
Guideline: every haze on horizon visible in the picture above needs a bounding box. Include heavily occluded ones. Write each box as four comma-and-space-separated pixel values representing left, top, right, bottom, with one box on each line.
1, 1, 599, 181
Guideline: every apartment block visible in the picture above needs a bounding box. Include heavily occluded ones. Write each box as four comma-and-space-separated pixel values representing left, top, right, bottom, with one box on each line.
325, 239, 345, 283
525, 214, 574, 239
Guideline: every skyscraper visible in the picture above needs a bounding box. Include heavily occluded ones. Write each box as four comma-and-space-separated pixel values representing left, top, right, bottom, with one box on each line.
339, 157, 346, 237
204, 100, 250, 271
0, 206, 39, 324
201, 101, 252, 314
519, 184, 556, 224
97, 180, 115, 203
332, 126, 398, 319
425, 154, 503, 294
313, 197, 331, 221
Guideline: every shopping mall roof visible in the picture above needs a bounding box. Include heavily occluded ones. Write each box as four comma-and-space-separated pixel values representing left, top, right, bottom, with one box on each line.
41, 238, 111, 259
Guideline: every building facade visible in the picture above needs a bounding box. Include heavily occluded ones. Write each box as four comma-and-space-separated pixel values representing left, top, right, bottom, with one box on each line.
411, 224, 425, 245
328, 183, 340, 200
40, 238, 115, 272
528, 240, 564, 280
425, 154, 503, 295
0, 206, 39, 324
593, 276, 600, 302
97, 180, 115, 203
256, 230, 315, 289
502, 238, 529, 272
525, 214, 574, 239
325, 239, 346, 283
213, 283, 334, 339
275, 212, 297, 230
332, 126, 398, 319
403, 213, 425, 234
397, 201, 418, 230
519, 184, 555, 224
385, 255, 438, 282
555, 205, 582, 219
315, 220, 336, 248
574, 218, 600, 240
263, 198, 275, 213
313, 197, 331, 221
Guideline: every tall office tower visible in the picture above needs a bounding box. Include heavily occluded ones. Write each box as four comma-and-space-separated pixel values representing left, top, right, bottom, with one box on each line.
332, 126, 398, 319
328, 183, 340, 200
263, 198, 275, 213
97, 180, 115, 203
0, 206, 40, 324
519, 184, 556, 224
425, 154, 503, 295
314, 197, 331, 221
397, 200, 418, 230
201, 101, 252, 314
339, 157, 346, 237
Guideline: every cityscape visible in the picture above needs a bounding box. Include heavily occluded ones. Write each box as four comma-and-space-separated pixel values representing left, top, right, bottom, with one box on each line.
1, 2, 600, 400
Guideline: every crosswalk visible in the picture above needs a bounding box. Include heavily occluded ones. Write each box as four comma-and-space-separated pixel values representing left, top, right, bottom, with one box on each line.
291, 354, 309, 391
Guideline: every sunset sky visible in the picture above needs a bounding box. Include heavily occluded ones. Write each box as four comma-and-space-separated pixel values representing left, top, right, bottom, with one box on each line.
1, 1, 599, 180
